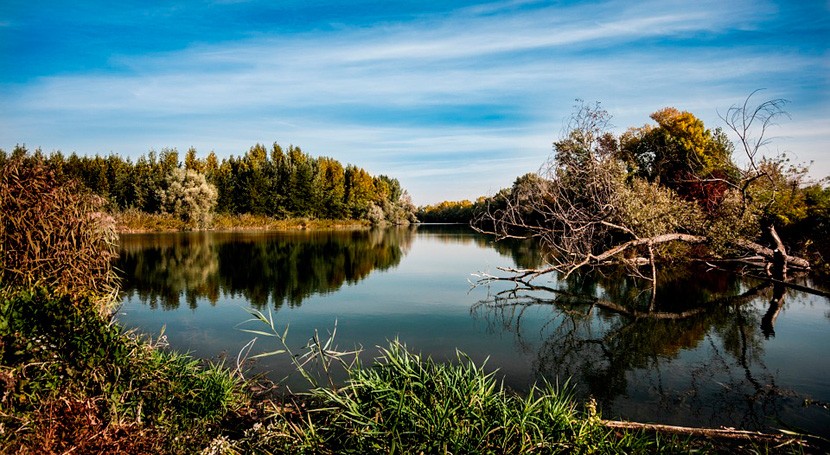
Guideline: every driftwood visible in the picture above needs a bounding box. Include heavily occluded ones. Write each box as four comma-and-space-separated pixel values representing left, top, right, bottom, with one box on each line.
479, 228, 811, 288
579, 230, 811, 274
602, 420, 809, 447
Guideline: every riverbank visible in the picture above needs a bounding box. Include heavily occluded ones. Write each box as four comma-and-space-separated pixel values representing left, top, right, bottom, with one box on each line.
115, 210, 371, 233
0, 292, 814, 454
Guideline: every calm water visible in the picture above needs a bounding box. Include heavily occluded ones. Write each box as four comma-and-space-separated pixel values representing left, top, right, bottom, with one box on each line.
116, 225, 830, 437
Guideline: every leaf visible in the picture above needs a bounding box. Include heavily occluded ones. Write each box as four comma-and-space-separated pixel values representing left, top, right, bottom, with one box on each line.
249, 349, 287, 359
238, 329, 277, 337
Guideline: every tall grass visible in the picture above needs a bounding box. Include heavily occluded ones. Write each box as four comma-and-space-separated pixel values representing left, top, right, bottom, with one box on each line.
0, 156, 118, 312
232, 311, 690, 454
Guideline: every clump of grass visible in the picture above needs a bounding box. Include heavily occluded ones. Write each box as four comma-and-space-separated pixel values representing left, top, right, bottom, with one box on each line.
229, 311, 815, 454
115, 208, 189, 233
234, 339, 692, 454
115, 211, 370, 233
0, 289, 246, 453
229, 310, 685, 454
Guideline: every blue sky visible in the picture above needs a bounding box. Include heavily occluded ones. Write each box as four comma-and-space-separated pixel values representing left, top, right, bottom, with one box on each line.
1, 0, 827, 205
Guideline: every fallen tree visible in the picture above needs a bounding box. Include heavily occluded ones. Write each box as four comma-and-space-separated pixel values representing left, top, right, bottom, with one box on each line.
473, 97, 812, 289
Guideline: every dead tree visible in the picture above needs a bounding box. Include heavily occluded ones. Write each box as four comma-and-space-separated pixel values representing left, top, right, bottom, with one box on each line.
473, 98, 810, 290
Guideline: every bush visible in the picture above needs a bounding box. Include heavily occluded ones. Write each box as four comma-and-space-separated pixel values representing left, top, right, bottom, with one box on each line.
158, 168, 218, 229
0, 289, 245, 453
0, 156, 118, 310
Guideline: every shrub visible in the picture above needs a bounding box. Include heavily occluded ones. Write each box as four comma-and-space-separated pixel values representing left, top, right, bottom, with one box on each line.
0, 156, 118, 310
0, 289, 245, 453
158, 168, 218, 229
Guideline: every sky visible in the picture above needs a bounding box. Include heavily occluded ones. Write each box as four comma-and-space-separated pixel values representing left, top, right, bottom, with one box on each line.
1, 0, 828, 205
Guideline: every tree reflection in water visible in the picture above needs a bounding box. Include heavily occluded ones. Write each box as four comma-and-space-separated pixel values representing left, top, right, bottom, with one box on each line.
472, 267, 828, 435
117, 228, 414, 310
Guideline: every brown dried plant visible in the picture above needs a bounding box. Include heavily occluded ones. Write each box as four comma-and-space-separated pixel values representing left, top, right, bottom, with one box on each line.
0, 155, 119, 311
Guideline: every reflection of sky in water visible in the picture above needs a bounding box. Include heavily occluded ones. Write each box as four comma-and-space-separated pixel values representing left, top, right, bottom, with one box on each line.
116, 226, 830, 437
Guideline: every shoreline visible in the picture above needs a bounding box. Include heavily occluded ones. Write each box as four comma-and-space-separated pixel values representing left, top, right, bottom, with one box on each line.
114, 211, 374, 234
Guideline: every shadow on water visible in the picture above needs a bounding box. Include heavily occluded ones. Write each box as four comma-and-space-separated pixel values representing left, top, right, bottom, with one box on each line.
415, 223, 545, 270
117, 227, 415, 310
472, 265, 830, 437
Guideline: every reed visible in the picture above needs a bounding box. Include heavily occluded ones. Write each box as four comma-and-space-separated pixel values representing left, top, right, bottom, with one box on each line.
0, 156, 118, 311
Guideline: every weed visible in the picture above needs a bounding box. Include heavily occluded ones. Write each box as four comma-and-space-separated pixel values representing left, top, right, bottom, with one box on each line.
0, 290, 246, 453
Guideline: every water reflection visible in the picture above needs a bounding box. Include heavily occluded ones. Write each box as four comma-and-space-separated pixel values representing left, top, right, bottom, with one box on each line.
117, 228, 414, 309
412, 224, 544, 270
472, 268, 830, 435
115, 226, 829, 437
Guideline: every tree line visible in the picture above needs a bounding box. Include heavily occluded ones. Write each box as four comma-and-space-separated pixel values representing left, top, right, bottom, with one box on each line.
0, 143, 417, 227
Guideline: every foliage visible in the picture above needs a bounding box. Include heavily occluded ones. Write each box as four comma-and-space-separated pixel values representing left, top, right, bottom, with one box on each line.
418, 197, 488, 223
157, 167, 218, 229
621, 107, 738, 199
0, 289, 245, 453
745, 155, 810, 227
4, 142, 416, 225
475, 98, 821, 279
0, 154, 119, 310
615, 178, 705, 240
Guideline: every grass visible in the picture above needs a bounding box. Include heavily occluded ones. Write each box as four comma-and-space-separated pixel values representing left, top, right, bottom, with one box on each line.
235, 341, 688, 454
0, 289, 245, 453
227, 311, 812, 454
211, 213, 370, 231
114, 209, 370, 233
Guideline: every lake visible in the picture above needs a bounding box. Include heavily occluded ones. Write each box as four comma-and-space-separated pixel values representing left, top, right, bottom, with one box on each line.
115, 225, 830, 437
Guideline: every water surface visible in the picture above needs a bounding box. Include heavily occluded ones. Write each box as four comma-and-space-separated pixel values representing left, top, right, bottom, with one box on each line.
116, 225, 830, 437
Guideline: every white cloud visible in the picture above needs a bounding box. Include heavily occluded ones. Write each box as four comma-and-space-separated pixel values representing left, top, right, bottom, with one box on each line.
1, 0, 827, 204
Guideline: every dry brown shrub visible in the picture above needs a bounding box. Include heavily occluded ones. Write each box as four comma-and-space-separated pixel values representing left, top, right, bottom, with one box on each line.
6, 397, 168, 455
0, 156, 118, 311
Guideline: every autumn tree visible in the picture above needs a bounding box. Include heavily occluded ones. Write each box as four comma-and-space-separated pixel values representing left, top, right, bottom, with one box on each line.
474, 99, 810, 292
317, 157, 347, 219
620, 107, 737, 211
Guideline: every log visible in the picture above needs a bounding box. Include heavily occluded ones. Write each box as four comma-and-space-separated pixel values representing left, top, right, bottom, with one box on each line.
734, 238, 810, 269
602, 419, 804, 445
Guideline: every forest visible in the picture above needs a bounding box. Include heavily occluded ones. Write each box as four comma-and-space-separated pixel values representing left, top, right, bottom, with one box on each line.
0, 142, 417, 229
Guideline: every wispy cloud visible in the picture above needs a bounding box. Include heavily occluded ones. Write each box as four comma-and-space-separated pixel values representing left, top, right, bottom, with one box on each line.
1, 0, 827, 204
